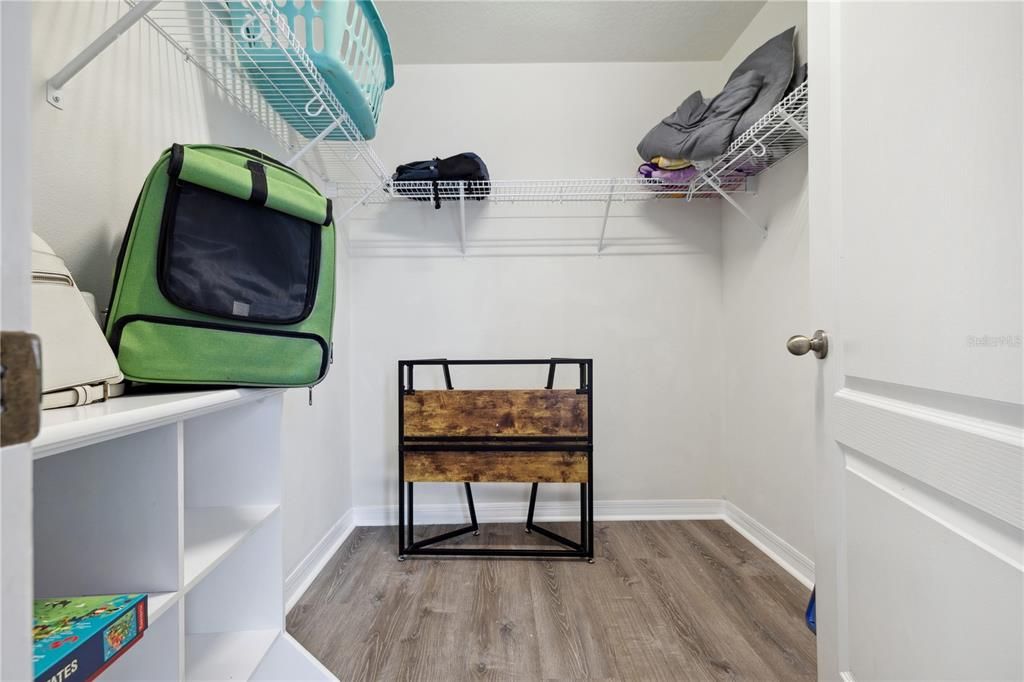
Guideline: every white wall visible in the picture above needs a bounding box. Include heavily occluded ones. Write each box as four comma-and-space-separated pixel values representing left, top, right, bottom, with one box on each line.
351, 251, 724, 515
29, 1, 352, 575
281, 243, 352, 572
718, 0, 808, 85
719, 1, 815, 560
372, 61, 724, 179
349, 61, 727, 517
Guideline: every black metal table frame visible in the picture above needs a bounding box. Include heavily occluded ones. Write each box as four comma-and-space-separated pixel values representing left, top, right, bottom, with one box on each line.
398, 358, 594, 561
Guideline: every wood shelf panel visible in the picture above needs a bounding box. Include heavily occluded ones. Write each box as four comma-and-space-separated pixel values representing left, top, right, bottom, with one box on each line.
404, 451, 589, 482
403, 389, 589, 437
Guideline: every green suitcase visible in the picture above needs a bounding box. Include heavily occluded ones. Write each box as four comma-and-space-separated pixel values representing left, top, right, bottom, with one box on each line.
105, 144, 335, 387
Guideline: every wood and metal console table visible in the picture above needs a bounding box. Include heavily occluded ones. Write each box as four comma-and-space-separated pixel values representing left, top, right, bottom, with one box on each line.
398, 358, 593, 561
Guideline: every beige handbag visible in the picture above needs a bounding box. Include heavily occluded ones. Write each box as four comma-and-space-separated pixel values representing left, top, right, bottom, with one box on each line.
31, 234, 124, 409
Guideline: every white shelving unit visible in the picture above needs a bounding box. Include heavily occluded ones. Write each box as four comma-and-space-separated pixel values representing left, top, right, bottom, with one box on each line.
32, 390, 334, 681
334, 82, 810, 249
336, 83, 808, 209
45, 0, 807, 249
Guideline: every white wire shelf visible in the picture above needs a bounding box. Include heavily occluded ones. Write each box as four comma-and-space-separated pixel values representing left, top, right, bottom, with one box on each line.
46, 0, 805, 242
47, 0, 389, 185
333, 176, 746, 205
333, 82, 808, 234
141, 0, 388, 183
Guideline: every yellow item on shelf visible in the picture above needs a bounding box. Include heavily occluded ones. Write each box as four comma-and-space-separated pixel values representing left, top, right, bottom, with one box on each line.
651, 156, 692, 170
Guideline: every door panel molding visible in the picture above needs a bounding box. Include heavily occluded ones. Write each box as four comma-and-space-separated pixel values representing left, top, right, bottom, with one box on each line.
846, 468, 1023, 681
836, 388, 1023, 529
844, 376, 1022, 428
845, 447, 1023, 571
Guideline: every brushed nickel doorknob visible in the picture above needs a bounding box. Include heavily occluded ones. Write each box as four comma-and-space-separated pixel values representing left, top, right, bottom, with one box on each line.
787, 330, 828, 359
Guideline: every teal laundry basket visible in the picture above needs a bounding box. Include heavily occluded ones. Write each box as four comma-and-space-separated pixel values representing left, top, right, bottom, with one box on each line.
231, 0, 394, 141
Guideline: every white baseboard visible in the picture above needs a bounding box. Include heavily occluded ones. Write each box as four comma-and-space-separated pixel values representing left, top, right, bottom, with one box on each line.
292, 499, 813, 604
721, 500, 815, 588
285, 508, 356, 612
353, 498, 725, 526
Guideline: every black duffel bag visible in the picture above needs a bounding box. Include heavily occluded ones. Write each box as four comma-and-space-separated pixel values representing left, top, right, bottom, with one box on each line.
392, 153, 490, 209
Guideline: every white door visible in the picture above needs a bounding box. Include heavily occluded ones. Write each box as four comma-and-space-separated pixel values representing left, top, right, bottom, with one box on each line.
808, 2, 1023, 680
1, 1, 35, 679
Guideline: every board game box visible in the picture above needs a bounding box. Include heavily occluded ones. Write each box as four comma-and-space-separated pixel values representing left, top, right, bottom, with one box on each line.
33, 594, 148, 682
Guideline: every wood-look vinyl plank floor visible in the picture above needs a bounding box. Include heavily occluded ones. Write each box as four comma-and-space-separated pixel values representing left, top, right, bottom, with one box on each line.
287, 521, 815, 681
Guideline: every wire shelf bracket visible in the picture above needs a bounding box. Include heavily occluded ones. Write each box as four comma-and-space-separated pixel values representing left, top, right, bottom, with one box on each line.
335, 178, 389, 225
704, 174, 765, 235
457, 184, 467, 255
46, 0, 162, 109
287, 119, 341, 166
686, 81, 809, 234
596, 182, 617, 254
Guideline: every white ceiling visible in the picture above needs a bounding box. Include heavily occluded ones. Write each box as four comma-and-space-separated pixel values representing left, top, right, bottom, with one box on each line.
375, 1, 767, 64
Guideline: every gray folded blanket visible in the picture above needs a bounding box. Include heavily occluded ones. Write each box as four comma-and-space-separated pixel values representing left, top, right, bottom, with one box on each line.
637, 27, 796, 163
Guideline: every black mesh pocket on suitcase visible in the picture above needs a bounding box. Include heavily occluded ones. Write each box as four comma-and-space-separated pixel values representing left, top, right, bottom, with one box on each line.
159, 182, 320, 324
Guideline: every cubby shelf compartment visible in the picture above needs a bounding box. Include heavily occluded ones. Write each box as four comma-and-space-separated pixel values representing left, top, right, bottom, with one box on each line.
183, 505, 279, 590
45, 0, 388, 185
333, 82, 809, 244
185, 629, 280, 681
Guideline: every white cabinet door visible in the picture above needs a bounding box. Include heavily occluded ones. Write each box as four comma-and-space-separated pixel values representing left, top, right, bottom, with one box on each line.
1, 2, 35, 679
809, 3, 1023, 680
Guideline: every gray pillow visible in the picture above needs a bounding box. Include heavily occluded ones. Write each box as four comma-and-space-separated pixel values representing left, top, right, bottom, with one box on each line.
636, 70, 765, 162
729, 27, 796, 136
